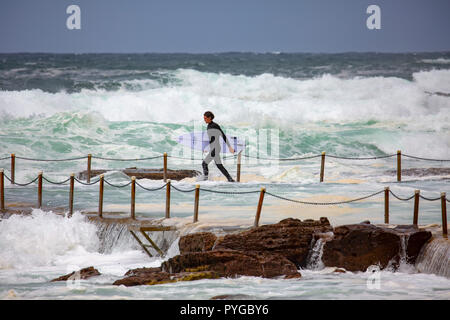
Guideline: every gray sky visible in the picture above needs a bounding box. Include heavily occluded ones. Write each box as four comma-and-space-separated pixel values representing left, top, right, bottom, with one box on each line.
1, 0, 449, 53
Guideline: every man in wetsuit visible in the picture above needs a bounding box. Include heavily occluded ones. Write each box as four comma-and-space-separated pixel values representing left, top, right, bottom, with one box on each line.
201, 111, 235, 182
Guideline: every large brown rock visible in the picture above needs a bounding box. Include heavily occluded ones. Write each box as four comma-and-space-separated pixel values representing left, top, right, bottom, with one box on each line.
162, 250, 301, 279
214, 217, 332, 267
322, 223, 432, 272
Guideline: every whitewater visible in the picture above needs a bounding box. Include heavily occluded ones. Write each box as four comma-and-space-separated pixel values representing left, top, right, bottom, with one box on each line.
0, 52, 449, 299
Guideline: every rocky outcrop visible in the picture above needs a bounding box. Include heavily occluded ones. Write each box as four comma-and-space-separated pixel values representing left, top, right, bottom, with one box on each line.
111, 218, 434, 286
214, 217, 332, 267
113, 217, 332, 286
162, 250, 300, 279
50, 266, 101, 282
322, 223, 432, 272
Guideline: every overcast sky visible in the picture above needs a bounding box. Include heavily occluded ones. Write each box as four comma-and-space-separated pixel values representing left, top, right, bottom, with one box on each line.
1, 0, 449, 53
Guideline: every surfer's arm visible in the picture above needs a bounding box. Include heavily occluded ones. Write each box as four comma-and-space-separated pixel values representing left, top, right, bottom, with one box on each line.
218, 125, 235, 153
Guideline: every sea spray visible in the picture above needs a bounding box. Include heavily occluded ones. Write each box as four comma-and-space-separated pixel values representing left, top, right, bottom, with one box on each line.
0, 210, 99, 269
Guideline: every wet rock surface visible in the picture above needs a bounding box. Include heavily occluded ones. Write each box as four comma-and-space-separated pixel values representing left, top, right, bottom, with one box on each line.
214, 217, 332, 267
50, 266, 101, 282
179, 232, 218, 254
77, 167, 200, 181
385, 167, 450, 177
322, 222, 432, 271
82, 218, 433, 286
113, 218, 334, 286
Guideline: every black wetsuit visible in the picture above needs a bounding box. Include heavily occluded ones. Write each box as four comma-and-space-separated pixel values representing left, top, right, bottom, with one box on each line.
202, 121, 234, 182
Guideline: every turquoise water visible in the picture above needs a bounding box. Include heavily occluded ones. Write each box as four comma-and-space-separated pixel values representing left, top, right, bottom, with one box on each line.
0, 53, 449, 299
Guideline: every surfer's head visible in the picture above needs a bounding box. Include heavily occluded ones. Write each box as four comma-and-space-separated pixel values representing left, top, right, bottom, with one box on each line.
203, 111, 214, 123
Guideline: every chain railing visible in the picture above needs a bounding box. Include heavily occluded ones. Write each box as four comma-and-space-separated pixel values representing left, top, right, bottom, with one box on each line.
2, 150, 450, 185
0, 169, 447, 236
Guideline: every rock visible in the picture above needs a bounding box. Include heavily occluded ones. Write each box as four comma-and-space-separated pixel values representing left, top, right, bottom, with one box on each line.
113, 218, 334, 286
113, 267, 170, 286
385, 167, 450, 177
333, 268, 346, 274
179, 232, 217, 254
210, 294, 255, 300
214, 217, 332, 267
322, 223, 432, 272
393, 225, 433, 265
77, 168, 200, 181
51, 266, 101, 282
112, 267, 219, 286
163, 250, 301, 279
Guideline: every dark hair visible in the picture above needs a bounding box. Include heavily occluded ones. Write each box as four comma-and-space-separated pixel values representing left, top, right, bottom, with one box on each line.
204, 111, 215, 120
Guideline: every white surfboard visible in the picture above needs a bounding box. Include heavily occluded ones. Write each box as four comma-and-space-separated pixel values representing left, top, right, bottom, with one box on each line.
177, 131, 246, 154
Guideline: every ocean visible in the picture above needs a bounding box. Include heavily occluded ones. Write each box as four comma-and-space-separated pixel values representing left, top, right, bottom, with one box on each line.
0, 52, 449, 300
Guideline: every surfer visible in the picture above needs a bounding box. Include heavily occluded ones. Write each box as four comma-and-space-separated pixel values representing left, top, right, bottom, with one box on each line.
201, 111, 235, 182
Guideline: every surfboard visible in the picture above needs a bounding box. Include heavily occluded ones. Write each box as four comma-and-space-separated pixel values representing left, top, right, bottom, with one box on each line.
176, 131, 246, 154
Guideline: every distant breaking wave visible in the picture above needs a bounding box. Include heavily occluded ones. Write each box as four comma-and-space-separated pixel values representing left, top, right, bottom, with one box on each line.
0, 69, 449, 126
421, 58, 450, 64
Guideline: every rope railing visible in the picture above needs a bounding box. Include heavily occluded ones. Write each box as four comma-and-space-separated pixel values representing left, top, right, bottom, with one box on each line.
242, 154, 322, 161
2, 152, 449, 162
402, 154, 450, 162
265, 189, 385, 205
0, 169, 447, 236
326, 154, 397, 160
1, 150, 449, 184
15, 155, 88, 162
92, 155, 164, 161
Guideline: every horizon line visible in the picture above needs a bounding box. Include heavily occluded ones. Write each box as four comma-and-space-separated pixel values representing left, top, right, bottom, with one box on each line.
1, 50, 450, 55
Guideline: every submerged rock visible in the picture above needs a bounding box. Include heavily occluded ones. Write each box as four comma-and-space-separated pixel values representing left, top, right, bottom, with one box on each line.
50, 266, 101, 282
112, 266, 219, 286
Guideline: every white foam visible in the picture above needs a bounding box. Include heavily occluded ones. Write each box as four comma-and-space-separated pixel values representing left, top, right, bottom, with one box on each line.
1, 69, 449, 125
421, 58, 450, 65
413, 69, 450, 94
0, 210, 99, 269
